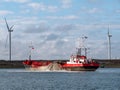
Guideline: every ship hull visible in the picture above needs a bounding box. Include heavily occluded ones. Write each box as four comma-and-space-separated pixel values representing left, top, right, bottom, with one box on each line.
62, 66, 99, 71
61, 62, 99, 71
23, 61, 99, 71
24, 65, 99, 71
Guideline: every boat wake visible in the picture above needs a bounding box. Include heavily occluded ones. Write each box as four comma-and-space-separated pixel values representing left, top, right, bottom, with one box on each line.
0, 68, 89, 73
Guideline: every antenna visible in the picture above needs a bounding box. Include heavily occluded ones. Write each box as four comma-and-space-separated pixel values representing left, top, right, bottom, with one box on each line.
5, 18, 14, 61
107, 27, 112, 60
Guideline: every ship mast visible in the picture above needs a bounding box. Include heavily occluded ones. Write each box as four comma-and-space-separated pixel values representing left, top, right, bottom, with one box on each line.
82, 36, 88, 56
29, 42, 34, 60
77, 36, 88, 56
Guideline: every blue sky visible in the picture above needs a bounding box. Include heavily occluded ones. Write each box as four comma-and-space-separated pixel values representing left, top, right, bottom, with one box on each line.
0, 0, 120, 60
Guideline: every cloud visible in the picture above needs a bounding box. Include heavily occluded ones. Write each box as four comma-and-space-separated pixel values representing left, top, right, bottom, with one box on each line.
45, 34, 59, 41
46, 15, 79, 20
116, 9, 120, 13
61, 0, 72, 8
27, 2, 58, 12
35, 37, 73, 59
24, 22, 49, 34
81, 7, 101, 14
4, 0, 29, 3
0, 10, 13, 15
53, 24, 75, 33
47, 6, 58, 12
88, 8, 101, 13
28, 2, 46, 11
88, 0, 99, 3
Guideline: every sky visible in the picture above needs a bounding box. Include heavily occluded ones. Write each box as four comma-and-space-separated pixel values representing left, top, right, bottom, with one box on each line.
0, 0, 120, 60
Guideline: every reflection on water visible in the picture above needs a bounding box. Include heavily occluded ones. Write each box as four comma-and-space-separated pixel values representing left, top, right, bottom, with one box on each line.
0, 68, 120, 90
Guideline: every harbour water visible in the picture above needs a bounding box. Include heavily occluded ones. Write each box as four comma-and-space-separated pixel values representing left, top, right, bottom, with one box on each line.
0, 68, 120, 90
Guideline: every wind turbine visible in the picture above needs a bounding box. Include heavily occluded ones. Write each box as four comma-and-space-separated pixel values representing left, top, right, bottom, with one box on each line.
107, 27, 112, 60
5, 18, 14, 61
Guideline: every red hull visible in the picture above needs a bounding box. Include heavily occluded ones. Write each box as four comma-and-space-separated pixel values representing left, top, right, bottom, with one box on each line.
23, 60, 99, 71
62, 63, 99, 67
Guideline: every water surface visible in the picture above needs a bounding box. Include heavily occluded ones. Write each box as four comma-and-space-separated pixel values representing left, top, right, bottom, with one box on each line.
0, 68, 120, 90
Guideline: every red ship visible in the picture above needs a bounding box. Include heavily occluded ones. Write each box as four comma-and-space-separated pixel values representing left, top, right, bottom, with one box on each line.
23, 36, 99, 71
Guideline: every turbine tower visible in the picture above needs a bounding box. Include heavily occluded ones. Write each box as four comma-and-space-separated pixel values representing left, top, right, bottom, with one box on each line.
5, 18, 14, 61
107, 27, 112, 60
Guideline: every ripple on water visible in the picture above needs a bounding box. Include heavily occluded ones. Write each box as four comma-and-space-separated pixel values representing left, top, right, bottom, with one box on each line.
0, 68, 120, 90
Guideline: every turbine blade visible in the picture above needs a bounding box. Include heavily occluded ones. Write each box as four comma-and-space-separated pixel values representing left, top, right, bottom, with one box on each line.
4, 18, 10, 31
108, 29, 109, 35
5, 34, 8, 48
10, 25, 14, 30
